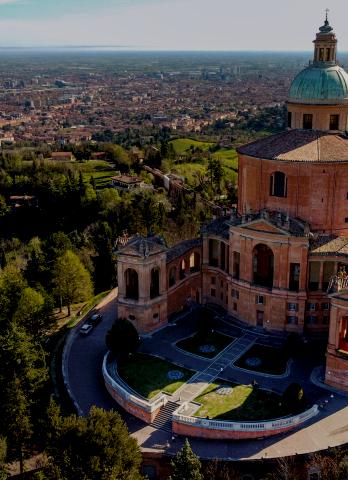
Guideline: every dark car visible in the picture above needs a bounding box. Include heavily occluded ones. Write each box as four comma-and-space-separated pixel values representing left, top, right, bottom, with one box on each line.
89, 313, 103, 326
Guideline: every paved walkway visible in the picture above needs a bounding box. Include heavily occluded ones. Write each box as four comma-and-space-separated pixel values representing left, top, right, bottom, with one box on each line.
173, 333, 257, 403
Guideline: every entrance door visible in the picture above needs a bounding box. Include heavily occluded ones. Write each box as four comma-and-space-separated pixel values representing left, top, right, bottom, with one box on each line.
256, 310, 264, 327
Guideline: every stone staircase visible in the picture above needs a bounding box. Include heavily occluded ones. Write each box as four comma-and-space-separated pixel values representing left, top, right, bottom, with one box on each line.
151, 400, 180, 432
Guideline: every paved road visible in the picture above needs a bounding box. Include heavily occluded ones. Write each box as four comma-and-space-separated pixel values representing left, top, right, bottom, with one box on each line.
66, 292, 348, 460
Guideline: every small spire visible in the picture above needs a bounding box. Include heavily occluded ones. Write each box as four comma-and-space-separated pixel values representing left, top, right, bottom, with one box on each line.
325, 8, 329, 25
319, 9, 333, 34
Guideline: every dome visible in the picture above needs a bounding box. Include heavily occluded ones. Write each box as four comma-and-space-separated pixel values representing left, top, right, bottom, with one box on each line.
289, 65, 348, 105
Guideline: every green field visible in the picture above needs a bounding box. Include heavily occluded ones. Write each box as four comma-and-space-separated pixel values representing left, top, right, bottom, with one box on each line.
212, 148, 238, 170
118, 353, 194, 399
170, 138, 214, 155
176, 331, 234, 358
73, 161, 118, 188
169, 162, 206, 185
194, 381, 283, 421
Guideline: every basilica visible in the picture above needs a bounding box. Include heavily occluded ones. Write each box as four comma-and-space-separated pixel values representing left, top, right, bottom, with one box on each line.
117, 16, 348, 393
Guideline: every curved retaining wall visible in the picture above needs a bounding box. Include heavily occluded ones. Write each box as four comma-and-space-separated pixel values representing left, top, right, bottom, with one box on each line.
102, 353, 166, 423
172, 403, 319, 440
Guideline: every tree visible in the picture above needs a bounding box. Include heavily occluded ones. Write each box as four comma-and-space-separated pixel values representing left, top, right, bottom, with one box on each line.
169, 439, 203, 480
13, 287, 45, 334
44, 403, 144, 480
0, 437, 7, 480
2, 376, 32, 474
281, 383, 306, 414
52, 250, 93, 315
105, 318, 140, 359
0, 265, 27, 328
207, 157, 224, 193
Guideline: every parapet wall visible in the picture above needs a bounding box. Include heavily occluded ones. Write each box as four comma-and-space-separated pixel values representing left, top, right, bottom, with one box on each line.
172, 403, 319, 440
102, 353, 165, 424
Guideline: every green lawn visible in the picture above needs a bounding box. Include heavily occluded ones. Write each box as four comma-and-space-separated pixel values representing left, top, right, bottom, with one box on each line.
117, 353, 194, 399
176, 331, 234, 358
169, 162, 206, 185
170, 138, 214, 155
212, 148, 238, 170
194, 381, 283, 421
234, 344, 289, 376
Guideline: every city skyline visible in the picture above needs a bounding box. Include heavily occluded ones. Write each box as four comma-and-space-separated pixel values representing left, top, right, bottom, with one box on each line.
0, 0, 347, 51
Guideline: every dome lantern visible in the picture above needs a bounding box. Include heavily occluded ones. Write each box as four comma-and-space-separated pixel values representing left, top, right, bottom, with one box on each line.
313, 10, 337, 65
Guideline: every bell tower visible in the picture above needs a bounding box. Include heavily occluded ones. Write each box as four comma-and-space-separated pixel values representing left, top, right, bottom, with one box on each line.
313, 10, 337, 64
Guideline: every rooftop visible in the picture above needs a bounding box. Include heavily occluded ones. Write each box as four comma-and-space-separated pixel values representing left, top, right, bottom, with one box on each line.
117, 234, 167, 258
166, 238, 202, 263
310, 235, 348, 256
111, 175, 142, 184
238, 130, 348, 163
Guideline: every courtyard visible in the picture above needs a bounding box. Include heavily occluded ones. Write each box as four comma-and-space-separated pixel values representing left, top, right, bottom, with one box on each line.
106, 306, 330, 431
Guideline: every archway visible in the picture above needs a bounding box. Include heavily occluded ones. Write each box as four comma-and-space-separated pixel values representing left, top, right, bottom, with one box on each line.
189, 252, 201, 273
150, 267, 160, 299
253, 244, 274, 288
125, 268, 139, 300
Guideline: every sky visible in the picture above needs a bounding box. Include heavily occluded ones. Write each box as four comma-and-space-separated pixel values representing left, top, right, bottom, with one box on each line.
0, 0, 347, 51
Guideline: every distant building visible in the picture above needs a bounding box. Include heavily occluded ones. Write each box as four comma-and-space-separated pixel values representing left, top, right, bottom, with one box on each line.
51, 152, 75, 162
110, 174, 149, 191
9, 195, 38, 209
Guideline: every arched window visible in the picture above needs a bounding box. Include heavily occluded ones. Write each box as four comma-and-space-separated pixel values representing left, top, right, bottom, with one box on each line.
253, 244, 274, 288
270, 171, 287, 198
189, 252, 201, 273
169, 266, 176, 287
179, 259, 186, 280
150, 267, 160, 299
125, 268, 139, 300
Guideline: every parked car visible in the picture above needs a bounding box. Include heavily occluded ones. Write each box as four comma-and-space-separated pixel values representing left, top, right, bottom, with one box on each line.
89, 313, 103, 326
80, 324, 93, 335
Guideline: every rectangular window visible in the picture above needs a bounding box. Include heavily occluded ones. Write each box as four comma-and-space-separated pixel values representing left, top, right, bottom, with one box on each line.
329, 114, 339, 130
287, 316, 298, 325
287, 303, 298, 312
220, 292, 223, 301
233, 302, 238, 311
307, 302, 318, 311
288, 111, 292, 128
322, 315, 329, 325
220, 242, 226, 271
210, 288, 216, 297
289, 263, 300, 291
256, 295, 265, 305
309, 262, 320, 291
233, 251, 240, 280
321, 303, 329, 310
303, 114, 313, 130
231, 289, 239, 299
306, 315, 318, 325
211, 277, 216, 285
